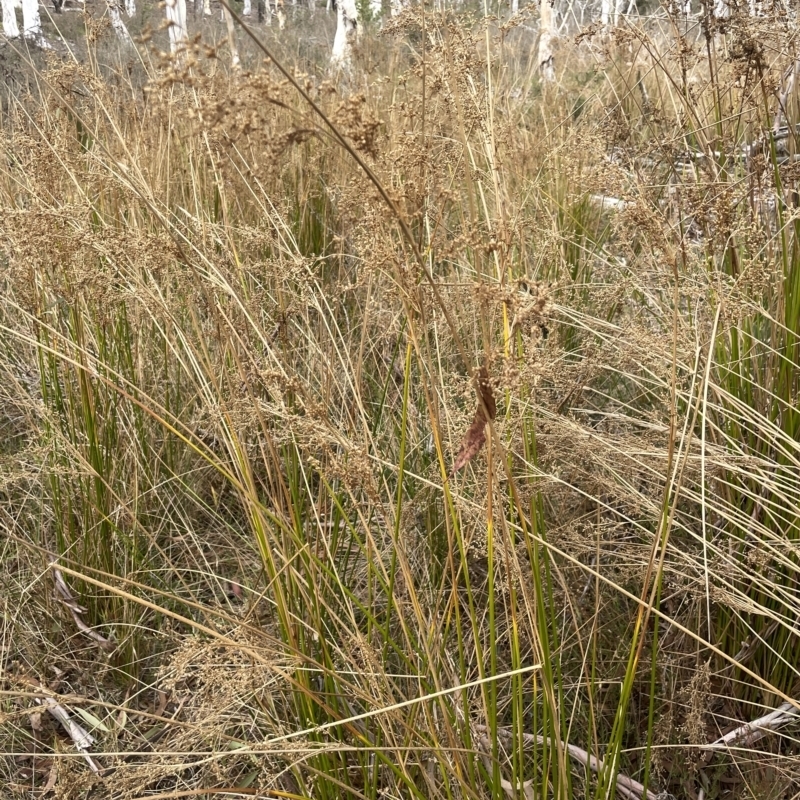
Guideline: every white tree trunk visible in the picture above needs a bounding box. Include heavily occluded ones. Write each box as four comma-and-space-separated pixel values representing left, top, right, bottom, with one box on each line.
511, 0, 519, 12
202, 0, 211, 15
2, 0, 20, 38
331, 0, 359, 69
21, 0, 41, 40
537, 0, 555, 82
165, 0, 188, 54
125, 0, 135, 15
369, 0, 380, 18
243, 0, 251, 14
600, 0, 611, 24
274, 0, 285, 28
108, 0, 133, 40
390, 0, 406, 15
222, 5, 240, 67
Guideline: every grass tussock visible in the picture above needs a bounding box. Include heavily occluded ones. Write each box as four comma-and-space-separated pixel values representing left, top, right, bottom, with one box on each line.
2, 4, 800, 799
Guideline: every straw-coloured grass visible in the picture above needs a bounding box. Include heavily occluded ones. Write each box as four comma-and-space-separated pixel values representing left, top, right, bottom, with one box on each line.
2, 5, 800, 799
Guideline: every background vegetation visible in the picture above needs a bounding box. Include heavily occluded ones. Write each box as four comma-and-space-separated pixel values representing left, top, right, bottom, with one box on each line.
2, 2, 800, 798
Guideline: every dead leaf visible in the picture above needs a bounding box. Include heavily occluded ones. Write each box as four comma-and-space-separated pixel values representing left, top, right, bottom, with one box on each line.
452, 417, 488, 473
451, 365, 496, 475
154, 690, 169, 717
476, 365, 496, 421
41, 761, 58, 796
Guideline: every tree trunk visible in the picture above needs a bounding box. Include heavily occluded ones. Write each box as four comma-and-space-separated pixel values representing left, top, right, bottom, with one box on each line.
223, 4, 241, 67
165, 0, 188, 55
537, 0, 555, 82
106, 0, 132, 40
125, 0, 135, 16
243, 0, 251, 14
274, 0, 285, 27
331, 0, 359, 69
21, 0, 42, 40
1, 0, 19, 38
203, 0, 211, 16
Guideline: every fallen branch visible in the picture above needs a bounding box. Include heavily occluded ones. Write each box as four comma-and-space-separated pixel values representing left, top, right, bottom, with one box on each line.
53, 567, 113, 651
15, 672, 101, 773
704, 701, 799, 750
476, 725, 658, 800
36, 695, 100, 773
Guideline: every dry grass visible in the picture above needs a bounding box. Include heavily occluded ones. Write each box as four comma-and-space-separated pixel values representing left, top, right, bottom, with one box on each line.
1, 3, 800, 799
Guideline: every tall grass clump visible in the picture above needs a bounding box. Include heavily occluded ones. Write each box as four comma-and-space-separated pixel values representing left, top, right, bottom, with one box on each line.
1, 4, 799, 799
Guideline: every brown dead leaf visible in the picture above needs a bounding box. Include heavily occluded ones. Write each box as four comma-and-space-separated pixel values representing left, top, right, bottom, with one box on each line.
451, 365, 496, 475
452, 417, 488, 473
476, 365, 496, 421
41, 761, 58, 796
154, 690, 169, 717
